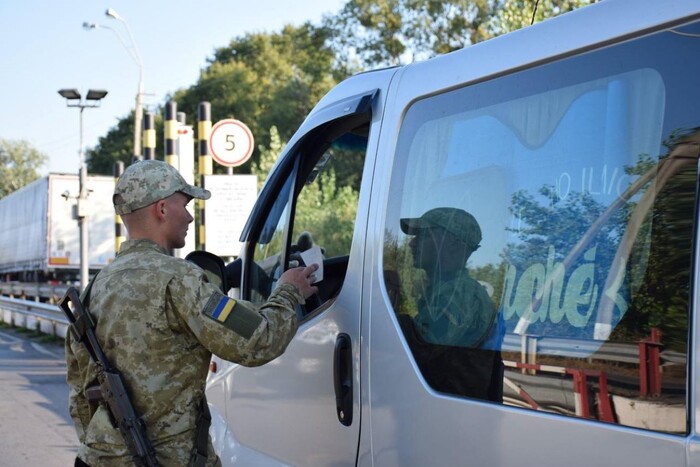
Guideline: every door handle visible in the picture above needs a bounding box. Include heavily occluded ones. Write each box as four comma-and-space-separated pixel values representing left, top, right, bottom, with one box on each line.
333, 333, 353, 426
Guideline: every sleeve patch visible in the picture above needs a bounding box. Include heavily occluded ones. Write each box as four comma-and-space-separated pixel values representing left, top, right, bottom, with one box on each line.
203, 293, 262, 340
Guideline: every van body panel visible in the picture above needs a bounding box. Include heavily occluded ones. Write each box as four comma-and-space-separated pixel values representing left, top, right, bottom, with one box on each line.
361, 2, 700, 464
363, 276, 688, 466
208, 1, 700, 464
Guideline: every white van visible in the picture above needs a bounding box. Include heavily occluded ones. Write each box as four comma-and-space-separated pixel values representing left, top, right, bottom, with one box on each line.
205, 1, 700, 465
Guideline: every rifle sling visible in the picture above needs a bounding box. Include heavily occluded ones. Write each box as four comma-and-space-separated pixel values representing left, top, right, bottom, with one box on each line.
68, 277, 98, 343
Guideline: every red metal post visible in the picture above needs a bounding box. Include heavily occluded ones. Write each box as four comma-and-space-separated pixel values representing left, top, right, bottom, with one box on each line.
639, 328, 662, 397
596, 372, 615, 423
569, 369, 591, 419
639, 341, 648, 397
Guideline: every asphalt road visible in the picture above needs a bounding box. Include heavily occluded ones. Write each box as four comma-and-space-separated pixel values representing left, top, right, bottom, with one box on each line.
0, 328, 77, 465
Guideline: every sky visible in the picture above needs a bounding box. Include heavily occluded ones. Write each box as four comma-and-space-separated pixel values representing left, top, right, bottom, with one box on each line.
0, 0, 347, 175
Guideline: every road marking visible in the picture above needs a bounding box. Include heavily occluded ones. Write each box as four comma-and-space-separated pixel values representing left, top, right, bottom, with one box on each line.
31, 342, 63, 359
0, 329, 63, 359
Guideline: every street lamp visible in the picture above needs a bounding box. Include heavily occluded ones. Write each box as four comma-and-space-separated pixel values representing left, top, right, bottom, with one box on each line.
57, 88, 108, 291
83, 8, 144, 159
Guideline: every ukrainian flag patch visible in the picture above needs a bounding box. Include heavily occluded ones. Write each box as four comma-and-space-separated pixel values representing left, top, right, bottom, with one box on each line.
203, 293, 262, 339
205, 294, 237, 323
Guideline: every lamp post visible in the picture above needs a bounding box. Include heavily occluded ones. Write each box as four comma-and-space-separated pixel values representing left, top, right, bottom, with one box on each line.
57, 88, 108, 291
83, 7, 144, 159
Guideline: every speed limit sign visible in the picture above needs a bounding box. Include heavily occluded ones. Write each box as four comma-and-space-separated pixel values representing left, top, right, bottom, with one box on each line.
208, 119, 255, 167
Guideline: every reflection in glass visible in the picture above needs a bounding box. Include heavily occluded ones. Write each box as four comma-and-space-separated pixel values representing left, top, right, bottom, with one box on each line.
383, 21, 700, 434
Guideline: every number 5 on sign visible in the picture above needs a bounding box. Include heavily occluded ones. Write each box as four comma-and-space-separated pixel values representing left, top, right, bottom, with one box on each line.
209, 119, 255, 167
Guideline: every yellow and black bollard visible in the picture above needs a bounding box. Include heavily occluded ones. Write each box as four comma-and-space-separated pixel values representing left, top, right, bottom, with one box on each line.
165, 101, 178, 168
197, 102, 212, 251
114, 161, 126, 253
143, 112, 156, 161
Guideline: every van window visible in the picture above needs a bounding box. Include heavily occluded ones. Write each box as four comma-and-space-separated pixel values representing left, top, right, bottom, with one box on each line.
248, 123, 370, 316
383, 20, 700, 433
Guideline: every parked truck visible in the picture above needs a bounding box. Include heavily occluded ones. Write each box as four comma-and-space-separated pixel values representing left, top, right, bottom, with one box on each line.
0, 173, 115, 284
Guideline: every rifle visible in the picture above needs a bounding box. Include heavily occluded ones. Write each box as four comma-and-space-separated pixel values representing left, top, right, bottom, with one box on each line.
59, 286, 160, 467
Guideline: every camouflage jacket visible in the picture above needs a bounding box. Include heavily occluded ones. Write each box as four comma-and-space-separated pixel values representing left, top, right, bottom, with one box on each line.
414, 270, 497, 348
65, 239, 302, 466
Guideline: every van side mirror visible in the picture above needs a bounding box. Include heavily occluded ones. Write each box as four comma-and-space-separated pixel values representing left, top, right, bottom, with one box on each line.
185, 251, 229, 293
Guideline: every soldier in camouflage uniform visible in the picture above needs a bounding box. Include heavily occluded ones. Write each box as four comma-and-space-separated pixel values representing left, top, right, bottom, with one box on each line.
399, 207, 504, 401
65, 160, 319, 466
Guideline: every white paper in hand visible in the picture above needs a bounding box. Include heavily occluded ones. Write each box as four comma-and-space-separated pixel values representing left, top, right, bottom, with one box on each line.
300, 245, 324, 283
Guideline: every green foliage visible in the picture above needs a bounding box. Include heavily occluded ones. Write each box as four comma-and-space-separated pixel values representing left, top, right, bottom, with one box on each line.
0, 139, 47, 197
294, 169, 359, 258
506, 185, 627, 268
253, 126, 284, 191
88, 23, 337, 177
326, 0, 500, 67
617, 132, 699, 351
86, 109, 151, 175
325, 0, 596, 69
173, 24, 337, 174
504, 136, 695, 349
383, 232, 423, 317
493, 0, 597, 34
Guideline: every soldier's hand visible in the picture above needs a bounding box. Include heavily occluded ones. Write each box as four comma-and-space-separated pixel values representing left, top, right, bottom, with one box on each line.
278, 264, 319, 299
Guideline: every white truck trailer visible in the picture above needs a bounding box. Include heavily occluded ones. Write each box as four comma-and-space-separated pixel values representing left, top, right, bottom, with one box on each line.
0, 173, 115, 283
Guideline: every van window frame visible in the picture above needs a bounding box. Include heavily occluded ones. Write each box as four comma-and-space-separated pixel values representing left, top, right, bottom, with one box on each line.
239, 90, 378, 307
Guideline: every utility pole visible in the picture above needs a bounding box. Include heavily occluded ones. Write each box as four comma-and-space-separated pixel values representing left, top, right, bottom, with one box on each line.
57, 89, 108, 290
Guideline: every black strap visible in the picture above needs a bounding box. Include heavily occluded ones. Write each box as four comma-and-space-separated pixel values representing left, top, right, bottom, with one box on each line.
191, 397, 211, 467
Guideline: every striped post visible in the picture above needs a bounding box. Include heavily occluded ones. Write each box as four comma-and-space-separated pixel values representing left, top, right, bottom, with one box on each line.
114, 161, 125, 253
165, 101, 178, 168
143, 112, 156, 161
197, 102, 212, 251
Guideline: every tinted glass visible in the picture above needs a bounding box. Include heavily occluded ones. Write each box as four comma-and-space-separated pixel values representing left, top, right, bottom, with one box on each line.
384, 20, 700, 433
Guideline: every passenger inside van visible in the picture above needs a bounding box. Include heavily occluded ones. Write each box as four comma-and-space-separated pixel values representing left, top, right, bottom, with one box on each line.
398, 207, 504, 402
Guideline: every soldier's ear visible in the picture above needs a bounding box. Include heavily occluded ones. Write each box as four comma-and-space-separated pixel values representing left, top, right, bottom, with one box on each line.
153, 200, 167, 219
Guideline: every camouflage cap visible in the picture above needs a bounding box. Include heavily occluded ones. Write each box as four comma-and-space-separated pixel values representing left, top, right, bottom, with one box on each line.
400, 207, 482, 249
113, 160, 211, 215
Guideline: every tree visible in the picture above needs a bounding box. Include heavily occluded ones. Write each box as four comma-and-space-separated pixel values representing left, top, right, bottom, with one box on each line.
501, 130, 697, 348
0, 139, 47, 197
492, 0, 597, 34
86, 109, 145, 175
88, 23, 338, 177
326, 0, 597, 69
326, 0, 499, 67
173, 23, 338, 173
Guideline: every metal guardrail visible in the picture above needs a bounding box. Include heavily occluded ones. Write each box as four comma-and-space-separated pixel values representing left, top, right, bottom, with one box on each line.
0, 296, 69, 339
0, 282, 69, 301
0, 294, 688, 368
502, 333, 686, 367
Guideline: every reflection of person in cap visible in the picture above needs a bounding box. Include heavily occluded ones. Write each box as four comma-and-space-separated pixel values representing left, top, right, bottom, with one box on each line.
399, 207, 503, 402
66, 160, 319, 466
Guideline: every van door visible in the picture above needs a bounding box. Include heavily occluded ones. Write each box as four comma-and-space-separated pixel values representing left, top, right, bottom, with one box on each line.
365, 7, 699, 467
210, 86, 386, 466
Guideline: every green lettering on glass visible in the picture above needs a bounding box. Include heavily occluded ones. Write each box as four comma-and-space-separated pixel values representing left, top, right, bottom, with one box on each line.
563, 246, 599, 327
501, 244, 624, 329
